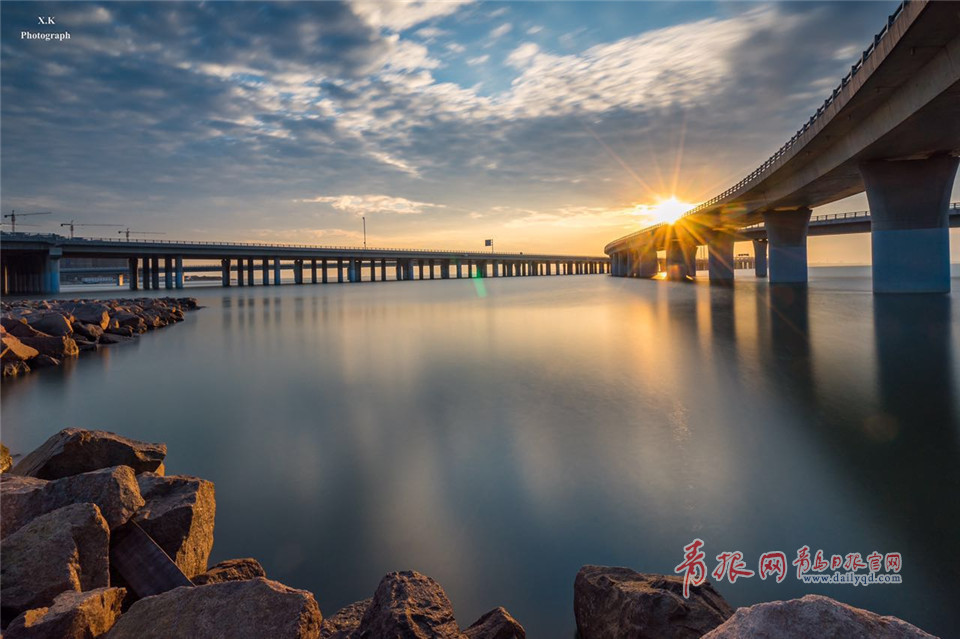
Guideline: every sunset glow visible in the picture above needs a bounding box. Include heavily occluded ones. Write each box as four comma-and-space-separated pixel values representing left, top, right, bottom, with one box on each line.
636, 197, 696, 225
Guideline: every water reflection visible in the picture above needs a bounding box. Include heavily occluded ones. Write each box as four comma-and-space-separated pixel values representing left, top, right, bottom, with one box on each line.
1, 274, 958, 637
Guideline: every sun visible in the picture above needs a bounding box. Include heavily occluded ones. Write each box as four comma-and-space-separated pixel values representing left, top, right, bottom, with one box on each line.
635, 196, 695, 225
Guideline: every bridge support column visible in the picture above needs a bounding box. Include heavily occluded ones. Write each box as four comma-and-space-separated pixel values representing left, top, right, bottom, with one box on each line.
163, 257, 173, 289
128, 258, 139, 291
40, 248, 62, 294
348, 259, 358, 283
247, 259, 255, 285
337, 259, 344, 283
707, 231, 735, 284
237, 259, 245, 286
221, 259, 230, 287
151, 257, 160, 289
395, 261, 403, 281
294, 260, 304, 284
763, 208, 811, 284
368, 260, 376, 282
322, 259, 328, 283
860, 155, 959, 294
380, 260, 387, 281
456, 262, 462, 279
175, 257, 184, 289
273, 258, 282, 285
639, 247, 658, 277
261, 259, 269, 285
753, 240, 768, 278
666, 239, 693, 280
310, 259, 317, 284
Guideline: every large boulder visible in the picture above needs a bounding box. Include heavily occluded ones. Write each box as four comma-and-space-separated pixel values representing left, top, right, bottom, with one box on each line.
0, 503, 110, 621
1, 334, 39, 361
0, 466, 144, 538
112, 312, 147, 333
64, 303, 112, 330
104, 578, 322, 639
357, 570, 464, 638
72, 322, 105, 342
16, 335, 80, 359
11, 428, 167, 480
320, 599, 370, 639
574, 566, 733, 639
26, 313, 73, 337
133, 473, 215, 578
192, 558, 266, 585
464, 607, 526, 639
4, 322, 47, 340
701, 595, 937, 639
4, 587, 125, 639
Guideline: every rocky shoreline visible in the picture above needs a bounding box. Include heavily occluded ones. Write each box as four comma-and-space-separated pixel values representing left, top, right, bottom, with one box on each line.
0, 297, 200, 377
0, 429, 939, 638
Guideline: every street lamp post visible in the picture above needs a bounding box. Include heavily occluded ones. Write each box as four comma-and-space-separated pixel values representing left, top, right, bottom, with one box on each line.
362, 216, 367, 249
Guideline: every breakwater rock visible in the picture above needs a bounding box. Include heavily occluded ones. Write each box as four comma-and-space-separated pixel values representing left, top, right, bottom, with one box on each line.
0, 429, 526, 639
0, 297, 199, 377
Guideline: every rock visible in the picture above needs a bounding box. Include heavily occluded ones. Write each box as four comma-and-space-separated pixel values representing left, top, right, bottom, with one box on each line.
104, 578, 322, 639
5, 322, 47, 339
464, 608, 525, 639
1, 443, 12, 473
2, 360, 31, 376
4, 587, 126, 639
16, 335, 80, 359
0, 503, 110, 620
12, 428, 166, 480
574, 566, 733, 639
320, 599, 370, 639
30, 354, 62, 368
358, 570, 463, 639
133, 473, 215, 578
112, 312, 146, 333
66, 303, 112, 330
1, 334, 40, 361
26, 313, 73, 336
73, 322, 105, 342
701, 595, 937, 639
192, 558, 266, 585
99, 332, 135, 345
0, 466, 144, 538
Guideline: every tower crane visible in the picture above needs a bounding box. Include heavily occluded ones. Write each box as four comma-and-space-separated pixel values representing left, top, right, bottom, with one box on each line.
119, 228, 166, 241
60, 220, 123, 239
3, 210, 51, 232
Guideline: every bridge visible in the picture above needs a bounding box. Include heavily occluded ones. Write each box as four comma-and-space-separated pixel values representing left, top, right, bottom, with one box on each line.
0, 232, 610, 295
605, 0, 960, 293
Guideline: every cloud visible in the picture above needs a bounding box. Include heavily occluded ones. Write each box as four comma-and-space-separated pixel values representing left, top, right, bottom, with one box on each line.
350, 0, 473, 32
489, 23, 513, 39
295, 195, 445, 216
466, 55, 489, 66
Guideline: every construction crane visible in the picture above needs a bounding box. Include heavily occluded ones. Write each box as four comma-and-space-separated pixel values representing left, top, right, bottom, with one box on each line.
3, 210, 52, 232
119, 228, 166, 241
60, 220, 123, 239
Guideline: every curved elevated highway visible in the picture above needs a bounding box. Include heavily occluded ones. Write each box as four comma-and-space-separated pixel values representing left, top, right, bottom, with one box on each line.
605, 0, 960, 293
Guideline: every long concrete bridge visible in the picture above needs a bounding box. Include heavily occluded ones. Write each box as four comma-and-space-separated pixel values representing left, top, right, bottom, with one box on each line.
0, 232, 610, 295
605, 0, 960, 293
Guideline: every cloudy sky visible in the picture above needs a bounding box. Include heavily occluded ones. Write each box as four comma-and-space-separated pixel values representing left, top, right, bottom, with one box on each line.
3, 1, 954, 260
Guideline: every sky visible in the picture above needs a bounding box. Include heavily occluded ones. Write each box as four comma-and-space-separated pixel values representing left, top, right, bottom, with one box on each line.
2, 1, 957, 261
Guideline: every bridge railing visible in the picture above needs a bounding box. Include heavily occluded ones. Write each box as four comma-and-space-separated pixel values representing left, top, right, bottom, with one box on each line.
740, 202, 958, 231
607, 0, 913, 250
0, 232, 606, 260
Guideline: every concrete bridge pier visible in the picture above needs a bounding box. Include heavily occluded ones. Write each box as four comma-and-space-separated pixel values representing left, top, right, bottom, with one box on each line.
164, 258, 173, 289
639, 247, 658, 277
142, 258, 153, 289
322, 259, 328, 283
348, 259, 358, 283
369, 260, 376, 282
381, 260, 387, 281
666, 239, 693, 280
294, 260, 304, 285
456, 261, 463, 278
151, 257, 160, 289
860, 155, 959, 294
262, 258, 270, 285
273, 258, 282, 285
707, 231, 735, 284
763, 208, 811, 284
337, 259, 344, 283
247, 258, 254, 285
237, 259, 245, 286
128, 258, 139, 291
175, 257, 184, 289
221, 259, 230, 287
753, 239, 768, 278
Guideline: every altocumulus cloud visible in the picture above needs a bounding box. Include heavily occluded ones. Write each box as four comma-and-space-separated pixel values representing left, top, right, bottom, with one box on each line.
0, 1, 896, 250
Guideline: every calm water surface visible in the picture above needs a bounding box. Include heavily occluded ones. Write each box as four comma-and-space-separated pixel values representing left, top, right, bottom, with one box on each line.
3, 268, 959, 637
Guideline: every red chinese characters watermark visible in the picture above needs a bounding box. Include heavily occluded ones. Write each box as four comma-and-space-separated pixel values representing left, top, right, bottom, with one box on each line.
674, 538, 708, 598
758, 551, 788, 583
713, 551, 755, 584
